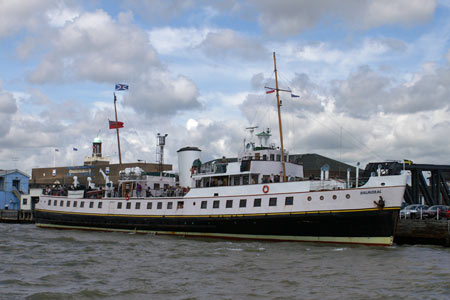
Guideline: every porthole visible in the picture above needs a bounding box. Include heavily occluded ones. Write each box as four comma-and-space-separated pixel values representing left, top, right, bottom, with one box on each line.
307, 196, 312, 201
320, 196, 324, 200
332, 195, 337, 200
381, 182, 385, 186
346, 194, 350, 199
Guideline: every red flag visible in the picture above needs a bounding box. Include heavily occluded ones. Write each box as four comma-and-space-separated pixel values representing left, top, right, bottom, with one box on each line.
266, 89, 275, 94
109, 120, 124, 129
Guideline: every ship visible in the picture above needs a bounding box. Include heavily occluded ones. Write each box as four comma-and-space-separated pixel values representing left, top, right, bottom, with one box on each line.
34, 53, 407, 246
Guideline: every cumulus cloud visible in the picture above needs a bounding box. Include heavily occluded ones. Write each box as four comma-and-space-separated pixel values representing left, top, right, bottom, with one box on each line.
331, 64, 450, 118
199, 29, 269, 60
26, 9, 201, 116
251, 0, 436, 36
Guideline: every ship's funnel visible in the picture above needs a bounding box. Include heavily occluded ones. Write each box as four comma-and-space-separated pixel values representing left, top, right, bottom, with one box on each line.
177, 147, 201, 188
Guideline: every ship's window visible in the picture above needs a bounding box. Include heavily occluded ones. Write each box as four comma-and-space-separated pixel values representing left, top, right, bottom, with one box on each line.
177, 201, 184, 209
226, 200, 233, 208
213, 200, 220, 209
98, 202, 102, 208
60, 200, 64, 207
167, 202, 173, 209
233, 176, 240, 186
332, 195, 337, 200
117, 202, 122, 209
320, 196, 324, 200
89, 202, 94, 208
135, 202, 141, 209
269, 198, 277, 206
154, 183, 160, 190
262, 154, 267, 161
254, 198, 261, 207
285, 196, 294, 205
126, 202, 131, 209
147, 202, 152, 209
22, 198, 27, 205
201, 201, 207, 209
346, 194, 350, 199
270, 154, 275, 161
307, 196, 312, 201
66, 201, 70, 207
54, 200, 58, 206
276, 155, 281, 161
239, 199, 247, 208
243, 176, 249, 185
157, 202, 162, 209
73, 201, 77, 207
48, 200, 52, 206
255, 153, 260, 160
80, 201, 85, 208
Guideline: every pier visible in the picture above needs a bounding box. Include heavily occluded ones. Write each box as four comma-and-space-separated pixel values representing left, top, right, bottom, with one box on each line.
0, 210, 34, 223
395, 219, 450, 246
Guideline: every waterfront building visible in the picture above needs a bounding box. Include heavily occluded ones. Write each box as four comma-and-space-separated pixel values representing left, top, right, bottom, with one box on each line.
0, 170, 30, 210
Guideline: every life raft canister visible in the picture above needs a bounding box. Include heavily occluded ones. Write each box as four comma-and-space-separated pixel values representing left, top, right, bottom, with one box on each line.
262, 185, 269, 193
125, 194, 130, 201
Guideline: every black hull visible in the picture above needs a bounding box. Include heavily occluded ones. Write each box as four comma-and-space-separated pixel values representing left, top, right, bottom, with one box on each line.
35, 208, 399, 245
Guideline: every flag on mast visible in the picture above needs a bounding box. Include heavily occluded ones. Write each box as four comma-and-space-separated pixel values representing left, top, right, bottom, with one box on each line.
291, 93, 299, 98
115, 84, 128, 91
266, 89, 275, 94
109, 120, 124, 129
73, 147, 78, 151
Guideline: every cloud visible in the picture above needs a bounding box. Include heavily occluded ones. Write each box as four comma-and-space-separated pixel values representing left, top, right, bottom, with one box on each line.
331, 63, 450, 118
251, 0, 436, 36
0, 87, 18, 137
199, 29, 269, 60
26, 9, 201, 116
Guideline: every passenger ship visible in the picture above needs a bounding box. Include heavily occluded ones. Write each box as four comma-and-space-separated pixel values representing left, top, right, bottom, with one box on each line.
34, 53, 407, 246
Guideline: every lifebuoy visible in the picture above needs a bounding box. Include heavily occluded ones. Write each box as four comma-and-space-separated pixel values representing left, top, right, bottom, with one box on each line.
262, 185, 269, 193
125, 194, 130, 201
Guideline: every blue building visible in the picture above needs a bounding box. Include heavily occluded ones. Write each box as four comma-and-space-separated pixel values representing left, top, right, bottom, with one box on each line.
0, 170, 29, 210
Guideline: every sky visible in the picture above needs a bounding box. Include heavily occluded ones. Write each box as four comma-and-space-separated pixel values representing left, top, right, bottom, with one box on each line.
1, 0, 450, 175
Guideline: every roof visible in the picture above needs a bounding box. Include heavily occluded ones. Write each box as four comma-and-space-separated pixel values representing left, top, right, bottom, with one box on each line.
0, 169, 30, 178
93, 137, 102, 143
177, 146, 201, 152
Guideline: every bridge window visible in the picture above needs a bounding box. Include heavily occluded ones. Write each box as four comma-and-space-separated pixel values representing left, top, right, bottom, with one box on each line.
254, 198, 261, 207
269, 198, 277, 206
226, 200, 233, 208
239, 199, 247, 208
285, 197, 293, 205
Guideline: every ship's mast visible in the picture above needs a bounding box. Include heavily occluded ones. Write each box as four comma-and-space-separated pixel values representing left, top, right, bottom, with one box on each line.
114, 93, 122, 165
273, 52, 287, 182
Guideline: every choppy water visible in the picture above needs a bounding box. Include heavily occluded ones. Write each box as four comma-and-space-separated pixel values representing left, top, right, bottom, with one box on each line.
0, 224, 449, 300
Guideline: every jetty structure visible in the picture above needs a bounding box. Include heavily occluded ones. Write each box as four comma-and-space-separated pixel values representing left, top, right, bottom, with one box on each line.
0, 169, 33, 223
34, 53, 408, 246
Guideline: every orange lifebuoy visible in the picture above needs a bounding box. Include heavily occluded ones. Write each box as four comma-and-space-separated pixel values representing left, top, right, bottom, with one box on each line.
262, 185, 269, 193
125, 194, 130, 201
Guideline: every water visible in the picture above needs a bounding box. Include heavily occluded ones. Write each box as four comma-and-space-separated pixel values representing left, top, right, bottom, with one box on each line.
0, 224, 449, 300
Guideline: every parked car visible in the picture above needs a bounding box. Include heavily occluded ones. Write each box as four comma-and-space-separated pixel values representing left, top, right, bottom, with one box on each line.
422, 205, 450, 219
399, 204, 429, 219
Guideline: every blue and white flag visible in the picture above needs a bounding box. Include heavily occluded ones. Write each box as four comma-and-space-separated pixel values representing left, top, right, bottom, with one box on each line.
291, 93, 299, 98
73, 147, 78, 151
115, 84, 129, 91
